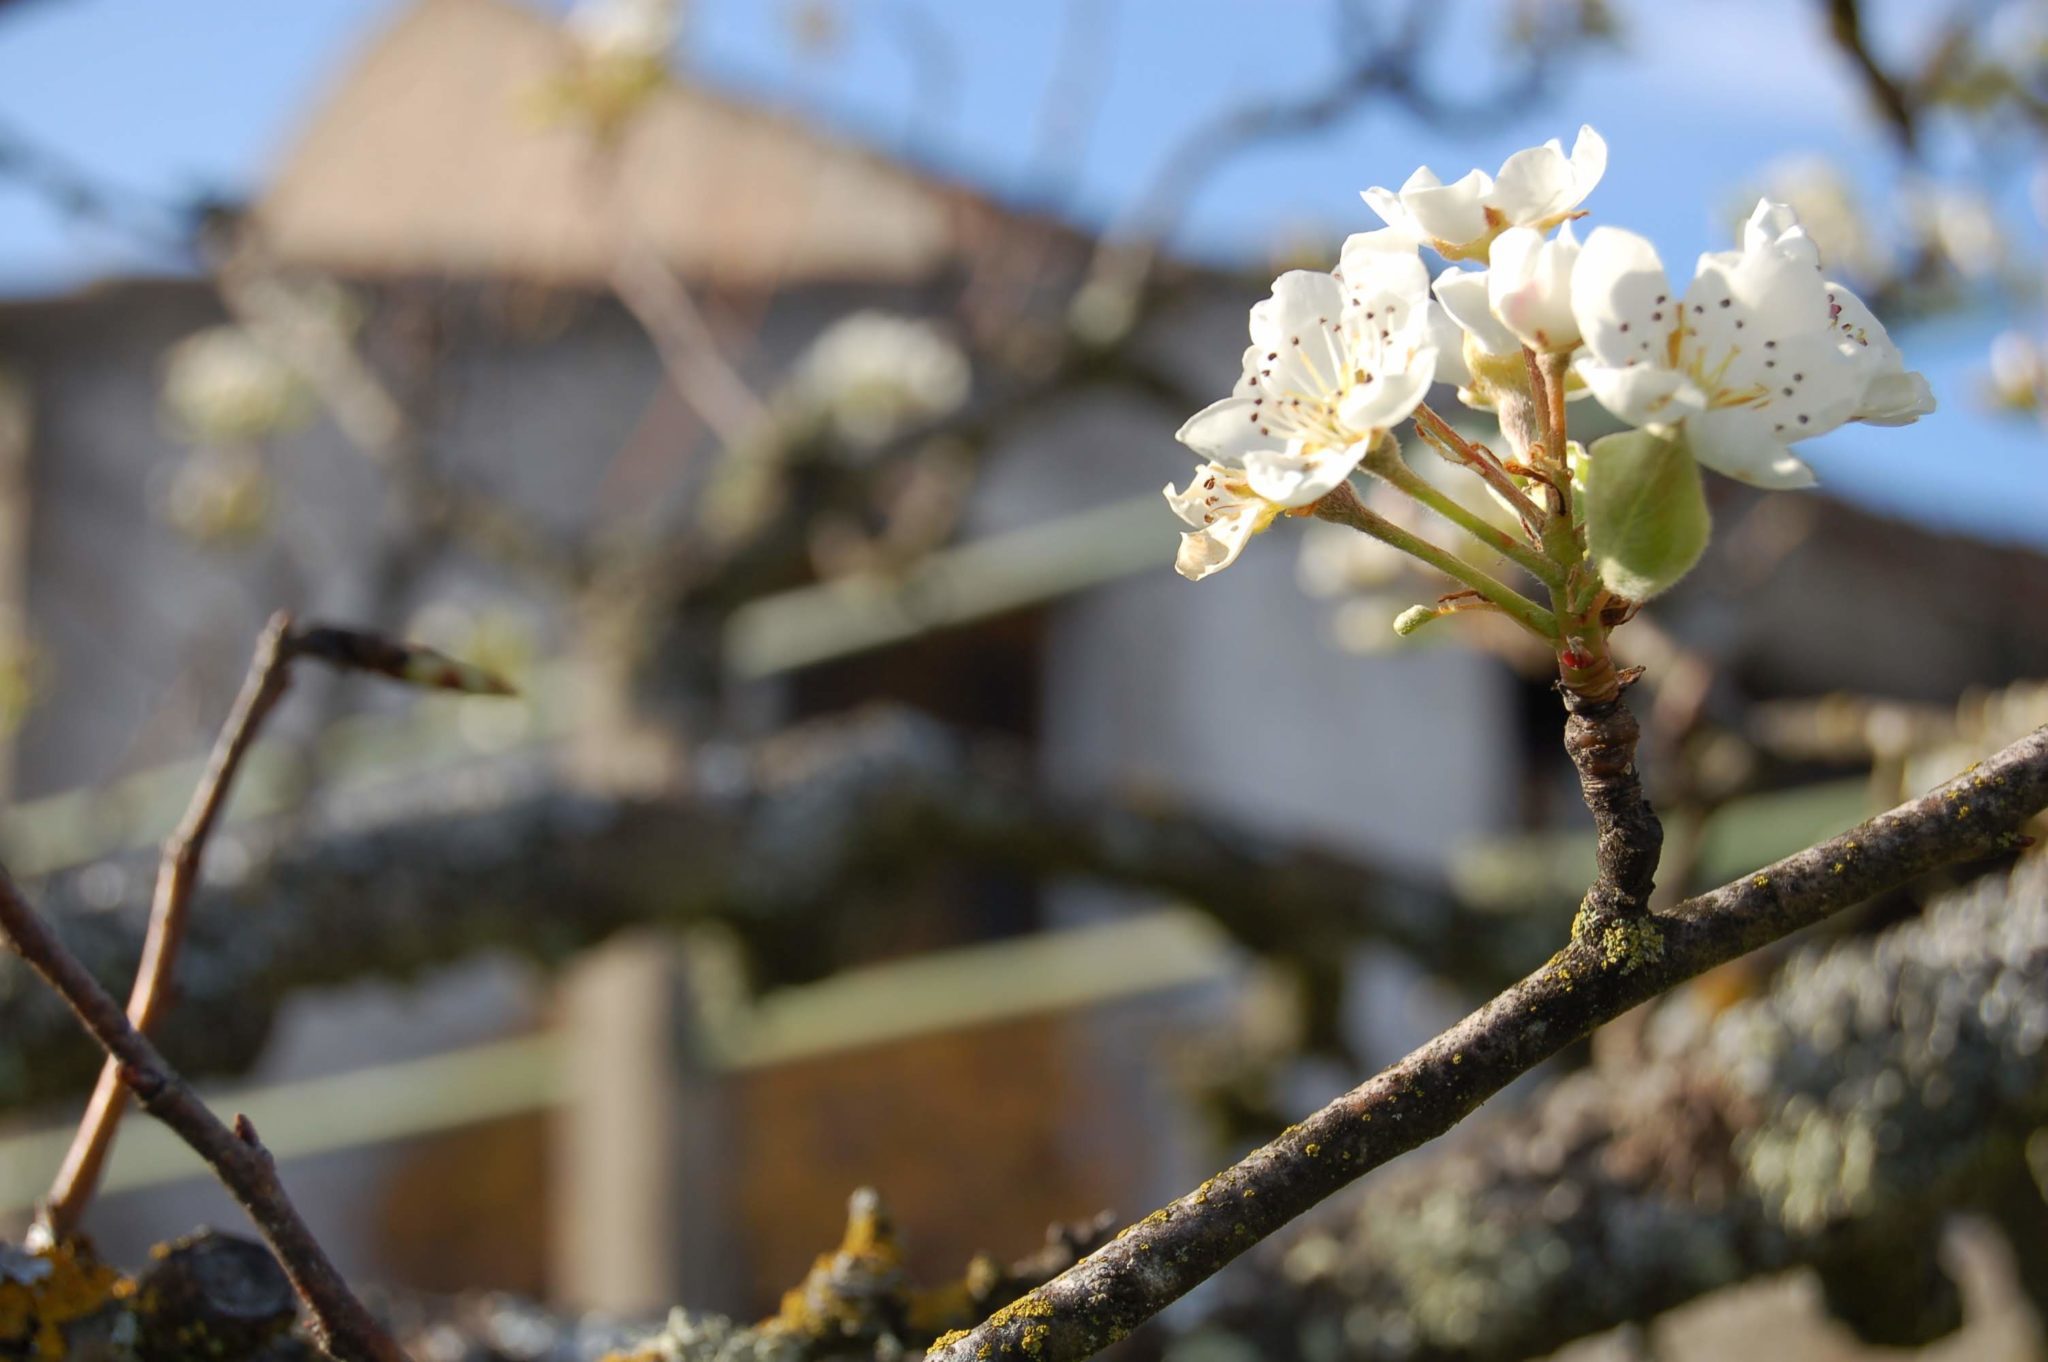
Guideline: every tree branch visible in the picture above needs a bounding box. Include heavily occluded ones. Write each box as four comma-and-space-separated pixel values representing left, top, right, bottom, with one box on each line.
0, 711, 1541, 1116
35, 613, 298, 1244
1562, 685, 1663, 923
0, 869, 408, 1362
31, 616, 513, 1242
926, 724, 2048, 1362
1201, 846, 2048, 1358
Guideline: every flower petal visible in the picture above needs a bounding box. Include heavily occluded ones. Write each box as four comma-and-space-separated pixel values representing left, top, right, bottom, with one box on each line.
1164, 466, 1279, 580
1425, 299, 1473, 387
1570, 226, 1678, 370
1574, 359, 1707, 428
1175, 395, 1281, 462
1488, 224, 1581, 353
1433, 266, 1519, 356
1243, 435, 1370, 508
1402, 168, 1493, 246
1336, 343, 1435, 431
1683, 406, 1817, 489
1489, 125, 1606, 228
1336, 229, 1431, 318
1826, 281, 1937, 425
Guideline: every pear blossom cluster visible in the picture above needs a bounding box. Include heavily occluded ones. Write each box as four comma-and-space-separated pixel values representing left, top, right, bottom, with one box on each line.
1166, 126, 1937, 585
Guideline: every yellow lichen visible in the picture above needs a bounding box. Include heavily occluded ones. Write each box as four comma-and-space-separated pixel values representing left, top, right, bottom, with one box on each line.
1598, 918, 1665, 975
0, 1240, 125, 1361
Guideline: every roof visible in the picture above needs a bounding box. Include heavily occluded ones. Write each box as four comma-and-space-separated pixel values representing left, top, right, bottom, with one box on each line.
252, 0, 1006, 288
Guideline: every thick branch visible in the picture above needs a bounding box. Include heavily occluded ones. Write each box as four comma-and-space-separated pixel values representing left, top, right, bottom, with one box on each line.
926, 725, 2048, 1362
0, 711, 1535, 1115
1204, 848, 2048, 1358
1562, 687, 1663, 922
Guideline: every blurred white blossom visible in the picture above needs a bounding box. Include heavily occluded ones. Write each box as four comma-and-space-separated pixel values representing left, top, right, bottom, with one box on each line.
1741, 156, 1888, 284
159, 326, 314, 447
1988, 329, 2045, 413
793, 311, 972, 450
566, 0, 678, 65
162, 444, 272, 545
1901, 180, 2005, 279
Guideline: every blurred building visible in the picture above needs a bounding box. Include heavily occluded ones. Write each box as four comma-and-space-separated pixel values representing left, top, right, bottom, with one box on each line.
0, 0, 2046, 1333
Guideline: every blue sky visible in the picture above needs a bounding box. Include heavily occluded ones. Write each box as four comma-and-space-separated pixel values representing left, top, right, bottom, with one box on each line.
0, 0, 2042, 547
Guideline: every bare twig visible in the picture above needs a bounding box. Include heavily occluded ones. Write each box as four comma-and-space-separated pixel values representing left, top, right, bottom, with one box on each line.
28, 614, 509, 1247
927, 724, 2048, 1362
35, 612, 298, 1244
0, 869, 409, 1362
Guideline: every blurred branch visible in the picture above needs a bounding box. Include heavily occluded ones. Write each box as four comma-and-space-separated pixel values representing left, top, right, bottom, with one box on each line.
306, 844, 2048, 1362
1203, 848, 2048, 1358
0, 708, 1539, 1116
1096, 0, 1583, 297
0, 118, 193, 254
1824, 0, 1919, 150
608, 235, 772, 449
926, 724, 2048, 1362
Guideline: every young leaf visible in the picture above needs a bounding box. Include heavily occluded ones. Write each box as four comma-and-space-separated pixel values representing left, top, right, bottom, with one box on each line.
1582, 429, 1710, 601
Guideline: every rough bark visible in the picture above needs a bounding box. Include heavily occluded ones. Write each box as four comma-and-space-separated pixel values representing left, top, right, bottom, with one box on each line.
0, 710, 1528, 1115
1194, 847, 2048, 1359
924, 725, 2048, 1362
1562, 688, 1663, 923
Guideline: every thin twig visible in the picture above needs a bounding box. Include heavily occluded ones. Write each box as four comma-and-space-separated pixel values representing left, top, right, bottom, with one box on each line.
0, 870, 410, 1362
1313, 483, 1558, 639
26, 614, 508, 1258
1410, 402, 1548, 534
927, 723, 2048, 1362
35, 612, 298, 1244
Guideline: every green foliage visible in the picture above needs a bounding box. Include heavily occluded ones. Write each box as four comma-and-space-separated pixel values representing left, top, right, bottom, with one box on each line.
1582, 429, 1710, 600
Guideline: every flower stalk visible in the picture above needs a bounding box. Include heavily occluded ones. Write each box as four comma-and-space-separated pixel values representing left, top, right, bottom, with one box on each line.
1359, 435, 1563, 589
1311, 483, 1557, 639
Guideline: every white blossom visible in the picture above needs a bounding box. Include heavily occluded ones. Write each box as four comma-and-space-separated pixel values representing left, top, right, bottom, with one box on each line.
793, 311, 971, 449
1827, 282, 1936, 426
567, 0, 677, 65
1989, 329, 2043, 411
1361, 126, 1607, 259
1487, 223, 1581, 353
1569, 200, 1928, 489
1163, 463, 1282, 581
1432, 266, 1519, 361
1175, 265, 1437, 514
1902, 180, 2004, 279
159, 326, 313, 446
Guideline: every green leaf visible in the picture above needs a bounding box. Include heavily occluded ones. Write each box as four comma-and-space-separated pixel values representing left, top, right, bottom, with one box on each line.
1582, 429, 1710, 601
